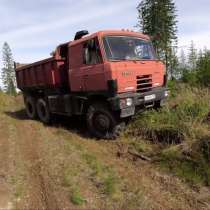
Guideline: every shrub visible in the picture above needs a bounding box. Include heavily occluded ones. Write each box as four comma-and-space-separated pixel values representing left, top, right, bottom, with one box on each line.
128, 85, 210, 143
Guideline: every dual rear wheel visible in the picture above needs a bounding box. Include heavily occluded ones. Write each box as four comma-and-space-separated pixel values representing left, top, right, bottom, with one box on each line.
24, 96, 51, 124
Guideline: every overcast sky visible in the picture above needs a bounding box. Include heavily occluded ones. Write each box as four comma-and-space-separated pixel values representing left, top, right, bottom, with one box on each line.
0, 0, 210, 68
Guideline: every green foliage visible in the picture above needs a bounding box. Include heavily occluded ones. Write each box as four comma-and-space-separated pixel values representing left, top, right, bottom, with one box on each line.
182, 71, 197, 86
82, 153, 103, 176
103, 174, 118, 196
137, 0, 178, 74
196, 50, 210, 87
82, 153, 120, 198
1, 42, 16, 95
70, 189, 86, 205
159, 148, 210, 186
129, 85, 210, 142
159, 137, 210, 186
188, 41, 197, 71
127, 85, 210, 186
179, 45, 210, 88
7, 78, 17, 96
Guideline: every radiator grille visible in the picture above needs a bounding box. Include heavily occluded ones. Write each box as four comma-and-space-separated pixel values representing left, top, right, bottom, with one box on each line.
136, 75, 152, 93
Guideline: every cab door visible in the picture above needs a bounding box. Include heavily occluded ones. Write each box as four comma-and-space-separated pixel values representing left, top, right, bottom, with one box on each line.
82, 38, 106, 91
69, 44, 85, 92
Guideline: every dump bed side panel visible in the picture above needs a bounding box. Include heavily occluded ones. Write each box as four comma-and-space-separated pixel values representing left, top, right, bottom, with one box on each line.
16, 58, 67, 90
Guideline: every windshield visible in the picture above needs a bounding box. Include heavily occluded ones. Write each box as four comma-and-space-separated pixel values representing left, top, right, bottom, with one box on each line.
103, 36, 156, 61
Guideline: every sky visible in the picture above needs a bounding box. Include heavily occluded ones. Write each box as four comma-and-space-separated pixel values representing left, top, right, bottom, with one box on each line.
0, 0, 210, 83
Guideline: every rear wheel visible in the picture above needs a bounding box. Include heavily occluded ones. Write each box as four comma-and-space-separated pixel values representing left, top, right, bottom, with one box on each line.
36, 98, 51, 124
24, 96, 37, 119
86, 103, 125, 140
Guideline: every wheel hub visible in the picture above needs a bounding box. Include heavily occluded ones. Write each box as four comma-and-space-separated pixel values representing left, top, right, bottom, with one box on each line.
95, 114, 110, 131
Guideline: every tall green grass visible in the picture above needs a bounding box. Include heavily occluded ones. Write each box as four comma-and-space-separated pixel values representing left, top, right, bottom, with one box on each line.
127, 84, 210, 186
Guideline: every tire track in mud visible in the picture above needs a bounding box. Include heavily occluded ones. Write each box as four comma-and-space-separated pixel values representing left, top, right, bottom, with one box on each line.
14, 120, 60, 210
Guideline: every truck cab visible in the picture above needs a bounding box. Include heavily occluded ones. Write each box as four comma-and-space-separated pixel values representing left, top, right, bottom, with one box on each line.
16, 30, 168, 139
68, 30, 168, 117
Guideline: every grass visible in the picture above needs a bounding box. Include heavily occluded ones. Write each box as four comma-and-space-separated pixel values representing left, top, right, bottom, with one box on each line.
128, 85, 210, 143
102, 174, 118, 196
82, 153, 103, 176
62, 168, 86, 205
158, 144, 210, 186
82, 153, 121, 198
126, 84, 210, 186
70, 188, 86, 205
1, 89, 209, 209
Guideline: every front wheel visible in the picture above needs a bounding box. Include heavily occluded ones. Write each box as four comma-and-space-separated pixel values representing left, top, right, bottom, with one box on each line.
86, 103, 124, 140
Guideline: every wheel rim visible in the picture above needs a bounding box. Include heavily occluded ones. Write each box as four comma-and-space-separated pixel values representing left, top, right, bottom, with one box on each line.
93, 112, 111, 133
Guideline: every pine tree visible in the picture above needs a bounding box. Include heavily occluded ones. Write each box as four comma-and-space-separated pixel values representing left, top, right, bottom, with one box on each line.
168, 47, 179, 79
188, 41, 197, 71
196, 49, 210, 86
178, 49, 188, 77
180, 49, 187, 69
137, 0, 178, 74
1, 42, 16, 95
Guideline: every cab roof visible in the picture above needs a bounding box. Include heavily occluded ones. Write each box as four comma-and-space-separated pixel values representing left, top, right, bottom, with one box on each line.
69, 30, 150, 47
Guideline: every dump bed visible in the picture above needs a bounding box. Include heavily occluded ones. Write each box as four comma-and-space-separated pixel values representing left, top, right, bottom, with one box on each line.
16, 57, 68, 90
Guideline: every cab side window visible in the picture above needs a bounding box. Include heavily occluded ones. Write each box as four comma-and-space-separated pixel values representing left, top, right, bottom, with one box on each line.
83, 38, 102, 65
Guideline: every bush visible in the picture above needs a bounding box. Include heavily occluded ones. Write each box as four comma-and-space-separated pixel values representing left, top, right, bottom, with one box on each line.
128, 85, 210, 143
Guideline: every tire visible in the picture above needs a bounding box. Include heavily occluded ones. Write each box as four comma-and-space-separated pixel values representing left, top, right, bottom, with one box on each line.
36, 98, 51, 124
24, 96, 37, 119
86, 103, 125, 140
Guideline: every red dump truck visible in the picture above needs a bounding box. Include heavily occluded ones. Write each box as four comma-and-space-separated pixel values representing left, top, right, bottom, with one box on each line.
15, 30, 168, 139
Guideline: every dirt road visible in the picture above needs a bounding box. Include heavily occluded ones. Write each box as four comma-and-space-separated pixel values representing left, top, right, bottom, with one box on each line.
0, 95, 209, 210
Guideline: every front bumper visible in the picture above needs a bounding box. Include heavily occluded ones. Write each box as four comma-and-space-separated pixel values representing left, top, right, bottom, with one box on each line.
109, 87, 168, 118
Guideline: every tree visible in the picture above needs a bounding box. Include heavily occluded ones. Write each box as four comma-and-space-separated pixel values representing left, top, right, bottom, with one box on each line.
178, 49, 188, 77
188, 41, 197, 71
168, 47, 179, 79
196, 49, 210, 87
179, 49, 187, 69
1, 42, 16, 95
137, 0, 178, 75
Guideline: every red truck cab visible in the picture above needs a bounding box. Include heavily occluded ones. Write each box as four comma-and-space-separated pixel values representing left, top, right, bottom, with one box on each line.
16, 30, 168, 139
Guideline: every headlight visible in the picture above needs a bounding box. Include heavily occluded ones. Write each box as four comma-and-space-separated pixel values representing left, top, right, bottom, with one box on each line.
126, 98, 133, 106
120, 98, 133, 108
